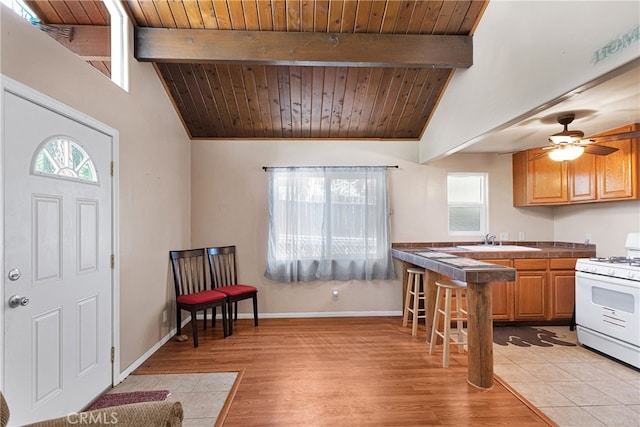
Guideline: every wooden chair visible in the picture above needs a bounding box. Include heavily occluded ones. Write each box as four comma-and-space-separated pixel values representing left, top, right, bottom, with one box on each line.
170, 249, 228, 347
206, 246, 258, 335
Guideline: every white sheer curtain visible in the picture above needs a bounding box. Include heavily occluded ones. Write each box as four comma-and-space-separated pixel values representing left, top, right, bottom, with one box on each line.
265, 166, 395, 282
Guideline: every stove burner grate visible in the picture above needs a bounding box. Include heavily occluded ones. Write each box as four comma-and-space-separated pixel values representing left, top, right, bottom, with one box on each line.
587, 256, 640, 266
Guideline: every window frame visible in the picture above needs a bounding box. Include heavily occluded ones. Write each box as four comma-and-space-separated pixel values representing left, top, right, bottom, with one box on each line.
265, 166, 394, 283
446, 172, 488, 237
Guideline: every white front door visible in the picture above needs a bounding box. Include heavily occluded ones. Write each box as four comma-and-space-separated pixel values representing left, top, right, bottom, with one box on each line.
3, 90, 113, 425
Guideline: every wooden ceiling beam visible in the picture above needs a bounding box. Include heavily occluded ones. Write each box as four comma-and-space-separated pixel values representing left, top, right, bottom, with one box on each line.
134, 28, 472, 68
42, 24, 110, 61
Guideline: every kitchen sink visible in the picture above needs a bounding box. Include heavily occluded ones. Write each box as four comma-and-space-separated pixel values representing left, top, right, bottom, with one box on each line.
456, 245, 541, 252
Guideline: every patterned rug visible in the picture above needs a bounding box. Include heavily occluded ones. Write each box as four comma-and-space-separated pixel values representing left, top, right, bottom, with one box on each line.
493, 326, 576, 347
85, 390, 170, 411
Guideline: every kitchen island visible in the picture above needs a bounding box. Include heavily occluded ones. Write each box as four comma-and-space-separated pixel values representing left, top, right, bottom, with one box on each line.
391, 248, 517, 390
391, 241, 595, 390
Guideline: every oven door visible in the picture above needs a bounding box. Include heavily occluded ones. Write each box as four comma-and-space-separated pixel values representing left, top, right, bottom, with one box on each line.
575, 271, 640, 347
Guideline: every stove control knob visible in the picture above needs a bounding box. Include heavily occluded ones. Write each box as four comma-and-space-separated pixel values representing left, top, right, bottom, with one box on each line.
607, 269, 615, 276
629, 271, 636, 279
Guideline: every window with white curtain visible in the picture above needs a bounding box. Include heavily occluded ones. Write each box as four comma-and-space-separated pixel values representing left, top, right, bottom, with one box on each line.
265, 166, 395, 282
447, 173, 488, 236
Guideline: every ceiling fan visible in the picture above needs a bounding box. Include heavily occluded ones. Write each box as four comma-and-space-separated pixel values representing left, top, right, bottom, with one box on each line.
532, 113, 640, 161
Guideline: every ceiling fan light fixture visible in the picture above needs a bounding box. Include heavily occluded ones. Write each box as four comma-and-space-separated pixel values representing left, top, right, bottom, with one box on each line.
548, 145, 585, 161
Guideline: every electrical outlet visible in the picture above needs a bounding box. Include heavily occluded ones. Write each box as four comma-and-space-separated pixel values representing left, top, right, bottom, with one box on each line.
518, 231, 525, 241
499, 232, 509, 241
332, 289, 339, 300
162, 309, 168, 323
585, 233, 591, 244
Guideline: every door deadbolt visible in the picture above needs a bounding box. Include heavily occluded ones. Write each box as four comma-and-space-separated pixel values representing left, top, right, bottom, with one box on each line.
8, 295, 29, 308
8, 268, 21, 281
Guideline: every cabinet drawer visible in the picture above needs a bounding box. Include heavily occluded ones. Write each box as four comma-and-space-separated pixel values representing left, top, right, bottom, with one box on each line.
514, 259, 548, 270
550, 258, 578, 270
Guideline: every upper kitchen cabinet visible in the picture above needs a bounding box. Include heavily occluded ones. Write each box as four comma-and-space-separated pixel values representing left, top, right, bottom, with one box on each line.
513, 123, 639, 207
513, 149, 568, 206
596, 124, 638, 201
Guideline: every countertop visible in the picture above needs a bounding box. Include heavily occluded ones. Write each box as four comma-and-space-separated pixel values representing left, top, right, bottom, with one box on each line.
391, 241, 595, 283
391, 248, 518, 283
392, 241, 596, 260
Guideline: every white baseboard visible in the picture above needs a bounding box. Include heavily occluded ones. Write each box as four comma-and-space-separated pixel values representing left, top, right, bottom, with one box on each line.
118, 310, 401, 382
117, 316, 191, 383
252, 311, 402, 318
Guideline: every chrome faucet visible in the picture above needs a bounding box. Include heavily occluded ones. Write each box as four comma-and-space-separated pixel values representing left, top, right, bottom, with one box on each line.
483, 234, 497, 245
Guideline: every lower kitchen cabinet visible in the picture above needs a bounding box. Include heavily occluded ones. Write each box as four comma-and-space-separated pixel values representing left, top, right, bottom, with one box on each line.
514, 259, 548, 320
549, 258, 578, 320
514, 272, 546, 319
487, 259, 514, 320
489, 257, 577, 323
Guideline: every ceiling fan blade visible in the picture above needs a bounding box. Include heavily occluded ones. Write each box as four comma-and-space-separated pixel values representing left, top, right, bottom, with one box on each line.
583, 144, 619, 156
587, 130, 640, 144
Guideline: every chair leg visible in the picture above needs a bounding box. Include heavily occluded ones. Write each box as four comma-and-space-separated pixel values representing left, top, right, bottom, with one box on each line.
429, 287, 442, 354
411, 274, 420, 336
221, 303, 228, 337
253, 295, 259, 326
234, 301, 239, 320
442, 288, 452, 368
176, 307, 182, 335
191, 309, 199, 348
227, 302, 234, 336
455, 289, 464, 353
402, 273, 413, 327
203, 308, 207, 331
212, 307, 216, 329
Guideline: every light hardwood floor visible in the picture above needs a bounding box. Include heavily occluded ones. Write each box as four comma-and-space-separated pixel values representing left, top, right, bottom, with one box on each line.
134, 316, 551, 426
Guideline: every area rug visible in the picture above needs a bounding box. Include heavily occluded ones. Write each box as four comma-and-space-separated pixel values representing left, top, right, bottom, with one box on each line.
493, 326, 576, 347
85, 390, 170, 411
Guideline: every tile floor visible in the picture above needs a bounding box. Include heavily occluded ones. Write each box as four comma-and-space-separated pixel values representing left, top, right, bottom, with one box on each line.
107, 372, 238, 427
494, 326, 640, 427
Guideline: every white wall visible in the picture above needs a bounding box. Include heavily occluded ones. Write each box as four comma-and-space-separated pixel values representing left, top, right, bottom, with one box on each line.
0, 7, 191, 372
421, 1, 640, 163
190, 140, 555, 316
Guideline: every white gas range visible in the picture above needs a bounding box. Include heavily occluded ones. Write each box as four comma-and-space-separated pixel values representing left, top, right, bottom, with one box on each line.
575, 232, 640, 369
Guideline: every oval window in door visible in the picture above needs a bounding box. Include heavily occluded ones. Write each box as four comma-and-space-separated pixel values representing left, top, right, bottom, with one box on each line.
31, 135, 99, 184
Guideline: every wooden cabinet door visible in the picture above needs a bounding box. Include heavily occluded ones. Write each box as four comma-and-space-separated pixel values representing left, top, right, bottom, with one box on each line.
549, 271, 575, 320
514, 272, 546, 319
513, 150, 568, 206
513, 259, 547, 320
527, 150, 568, 204
597, 134, 638, 200
486, 259, 514, 320
569, 153, 597, 202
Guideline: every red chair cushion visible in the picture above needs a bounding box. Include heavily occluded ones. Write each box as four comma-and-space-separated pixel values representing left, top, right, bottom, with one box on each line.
216, 284, 257, 297
177, 290, 227, 305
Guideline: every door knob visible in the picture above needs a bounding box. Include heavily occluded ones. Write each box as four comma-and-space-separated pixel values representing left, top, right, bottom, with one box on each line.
8, 268, 21, 281
8, 295, 29, 308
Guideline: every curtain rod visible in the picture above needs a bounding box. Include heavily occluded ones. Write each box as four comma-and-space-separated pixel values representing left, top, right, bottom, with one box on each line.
262, 165, 398, 171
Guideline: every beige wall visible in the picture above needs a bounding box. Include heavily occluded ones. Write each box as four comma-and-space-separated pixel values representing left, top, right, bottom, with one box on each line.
1, 7, 191, 372
190, 141, 557, 316
554, 201, 640, 257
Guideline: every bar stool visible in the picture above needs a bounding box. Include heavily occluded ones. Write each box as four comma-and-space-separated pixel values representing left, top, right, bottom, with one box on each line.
402, 267, 426, 336
429, 279, 468, 368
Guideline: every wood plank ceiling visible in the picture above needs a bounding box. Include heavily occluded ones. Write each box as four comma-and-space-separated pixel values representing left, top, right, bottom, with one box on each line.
24, 1, 488, 140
